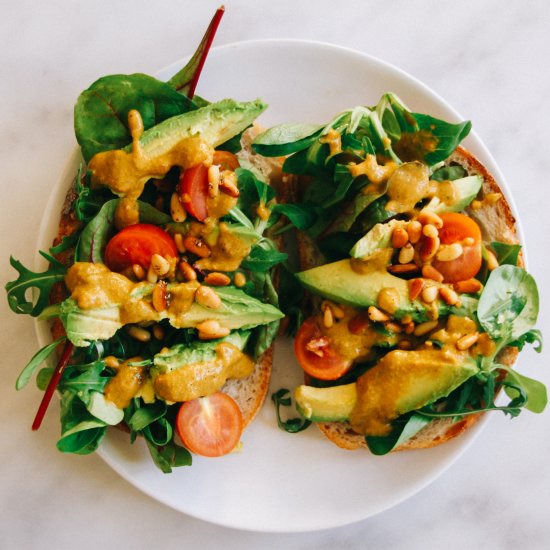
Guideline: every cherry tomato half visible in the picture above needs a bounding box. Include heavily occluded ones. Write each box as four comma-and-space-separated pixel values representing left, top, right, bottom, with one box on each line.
431, 212, 482, 283
213, 150, 240, 171
104, 223, 178, 272
178, 164, 209, 221
294, 317, 352, 381
176, 392, 243, 457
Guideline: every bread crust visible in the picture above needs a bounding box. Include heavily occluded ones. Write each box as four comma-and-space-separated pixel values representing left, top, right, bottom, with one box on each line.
291, 146, 521, 451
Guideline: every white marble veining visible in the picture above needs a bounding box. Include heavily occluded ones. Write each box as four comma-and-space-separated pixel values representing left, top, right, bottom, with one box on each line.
1, 0, 550, 548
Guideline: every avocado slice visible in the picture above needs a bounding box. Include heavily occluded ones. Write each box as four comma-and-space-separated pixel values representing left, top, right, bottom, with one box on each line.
433, 175, 482, 213
294, 350, 478, 435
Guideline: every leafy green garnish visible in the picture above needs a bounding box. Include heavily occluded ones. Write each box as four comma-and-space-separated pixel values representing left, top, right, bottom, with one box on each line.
490, 241, 522, 267
272, 389, 311, 433
16, 336, 65, 390
365, 414, 431, 455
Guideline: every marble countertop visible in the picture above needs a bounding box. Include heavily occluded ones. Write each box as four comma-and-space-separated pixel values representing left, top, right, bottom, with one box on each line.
2, 0, 549, 548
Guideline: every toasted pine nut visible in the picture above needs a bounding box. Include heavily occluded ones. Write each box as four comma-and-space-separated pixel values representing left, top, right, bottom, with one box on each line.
196, 320, 230, 340
439, 286, 459, 306
404, 322, 416, 334
406, 220, 423, 244
462, 237, 475, 246
454, 278, 482, 294
323, 306, 334, 328
436, 243, 463, 262
174, 233, 186, 253
331, 303, 345, 319
183, 236, 211, 258
421, 285, 439, 304
418, 210, 443, 229
368, 305, 390, 323
419, 236, 440, 262
170, 192, 187, 222
388, 263, 419, 275
151, 253, 171, 277
127, 325, 151, 342
147, 264, 158, 284
152, 324, 165, 340
485, 192, 502, 205
400, 314, 413, 325
208, 165, 221, 198
219, 171, 240, 197
470, 199, 483, 210
398, 339, 412, 349
422, 264, 444, 282
486, 250, 499, 271
392, 227, 409, 249
456, 332, 479, 351
152, 281, 168, 312
132, 263, 145, 281
104, 356, 120, 368
234, 272, 246, 288
398, 243, 415, 264
422, 223, 439, 238
409, 278, 425, 301
414, 320, 438, 337
195, 285, 222, 309
178, 260, 197, 281
204, 272, 231, 286
377, 287, 401, 314
384, 321, 403, 333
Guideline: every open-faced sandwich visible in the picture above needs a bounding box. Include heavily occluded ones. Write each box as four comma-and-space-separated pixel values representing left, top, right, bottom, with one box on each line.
254, 92, 546, 454
5, 10, 288, 472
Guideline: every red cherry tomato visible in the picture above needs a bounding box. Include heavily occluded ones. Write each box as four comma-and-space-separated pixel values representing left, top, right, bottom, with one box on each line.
432, 212, 482, 283
213, 150, 240, 171
104, 223, 178, 272
176, 392, 243, 457
294, 317, 352, 381
178, 164, 209, 221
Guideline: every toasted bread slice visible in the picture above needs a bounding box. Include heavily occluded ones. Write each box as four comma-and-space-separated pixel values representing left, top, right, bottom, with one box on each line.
293, 146, 521, 451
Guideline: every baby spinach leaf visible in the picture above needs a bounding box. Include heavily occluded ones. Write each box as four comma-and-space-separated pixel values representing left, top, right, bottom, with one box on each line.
75, 199, 118, 262
5, 252, 66, 316
145, 439, 192, 473
75, 74, 197, 162
272, 388, 311, 433
502, 367, 547, 414
490, 241, 521, 266
127, 401, 168, 432
235, 168, 275, 221
241, 245, 288, 273
366, 413, 431, 455
431, 164, 467, 182
138, 201, 173, 225
16, 337, 65, 390
252, 123, 324, 157
272, 203, 318, 230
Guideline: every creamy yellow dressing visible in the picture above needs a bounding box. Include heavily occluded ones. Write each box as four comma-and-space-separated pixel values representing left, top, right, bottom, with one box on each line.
104, 357, 146, 409
348, 154, 397, 184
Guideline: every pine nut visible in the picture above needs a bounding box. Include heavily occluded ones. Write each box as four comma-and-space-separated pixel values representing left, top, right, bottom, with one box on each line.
398, 339, 412, 350
132, 263, 145, 281
170, 192, 187, 222
323, 306, 334, 328
234, 272, 246, 288
197, 320, 230, 340
436, 243, 463, 262
462, 237, 475, 246
392, 227, 409, 249
388, 263, 419, 275
127, 325, 151, 342
183, 236, 211, 258
377, 287, 401, 314
400, 314, 413, 325
146, 264, 158, 284
414, 320, 438, 337
454, 278, 482, 294
456, 332, 479, 351
219, 171, 240, 197
404, 322, 415, 334
152, 281, 168, 312
204, 272, 231, 286
384, 321, 403, 333
439, 286, 459, 306
368, 306, 390, 323
151, 253, 170, 277
195, 285, 222, 309
422, 223, 439, 238
406, 221, 422, 244
422, 264, 444, 282
418, 210, 443, 229
419, 236, 440, 262
208, 165, 220, 198
409, 278, 425, 301
174, 233, 186, 253
398, 243, 415, 264
486, 250, 499, 271
331, 303, 345, 319
152, 324, 165, 340
178, 260, 197, 281
421, 285, 439, 303
104, 356, 120, 368
470, 200, 483, 210
485, 192, 502, 205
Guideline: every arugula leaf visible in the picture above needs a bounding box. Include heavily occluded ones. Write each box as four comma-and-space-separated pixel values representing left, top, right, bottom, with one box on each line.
241, 243, 288, 273
490, 241, 521, 266
252, 124, 324, 157
145, 439, 192, 474
272, 389, 311, 433
366, 413, 431, 455
74, 74, 197, 162
16, 337, 65, 390
127, 400, 168, 432
503, 367, 547, 413
5, 252, 66, 316
509, 328, 543, 352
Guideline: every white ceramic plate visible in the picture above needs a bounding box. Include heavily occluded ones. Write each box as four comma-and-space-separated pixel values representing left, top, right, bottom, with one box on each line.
35, 39, 519, 533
